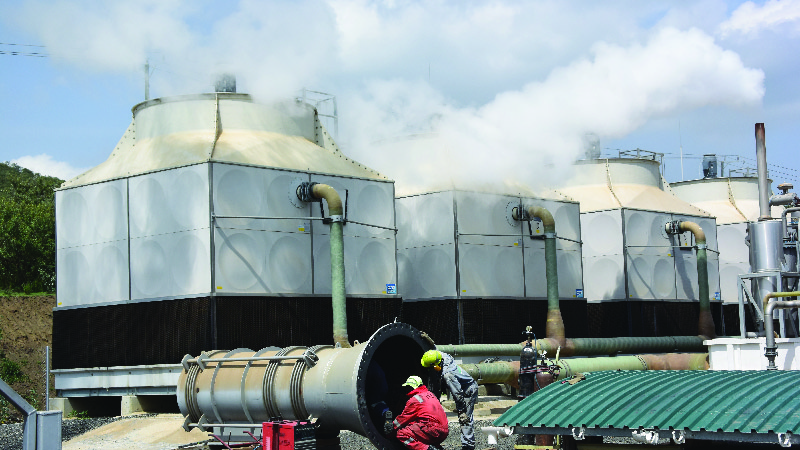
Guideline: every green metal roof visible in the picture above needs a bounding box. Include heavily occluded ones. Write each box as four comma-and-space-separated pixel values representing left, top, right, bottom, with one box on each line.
495, 370, 800, 445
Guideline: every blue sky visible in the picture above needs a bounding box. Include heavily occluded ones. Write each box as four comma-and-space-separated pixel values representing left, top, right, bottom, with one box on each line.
1, 0, 798, 191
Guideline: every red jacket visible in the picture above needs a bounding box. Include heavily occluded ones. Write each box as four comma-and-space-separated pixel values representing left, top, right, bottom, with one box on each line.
393, 385, 449, 431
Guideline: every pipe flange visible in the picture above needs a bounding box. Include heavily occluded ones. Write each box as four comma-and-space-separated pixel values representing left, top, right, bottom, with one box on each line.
507, 202, 523, 226
296, 181, 319, 204
289, 178, 309, 208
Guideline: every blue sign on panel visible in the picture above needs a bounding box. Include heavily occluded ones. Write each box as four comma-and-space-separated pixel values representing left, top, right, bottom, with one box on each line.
386, 283, 397, 295
575, 289, 584, 298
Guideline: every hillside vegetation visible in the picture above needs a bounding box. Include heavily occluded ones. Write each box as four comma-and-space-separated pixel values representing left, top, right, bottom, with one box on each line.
0, 162, 62, 294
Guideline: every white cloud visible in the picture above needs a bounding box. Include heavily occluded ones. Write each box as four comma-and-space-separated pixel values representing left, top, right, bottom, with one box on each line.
719, 0, 800, 37
342, 27, 764, 192
10, 154, 87, 181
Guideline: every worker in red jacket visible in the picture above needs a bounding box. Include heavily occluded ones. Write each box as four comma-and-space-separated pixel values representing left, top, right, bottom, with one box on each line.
392, 375, 449, 450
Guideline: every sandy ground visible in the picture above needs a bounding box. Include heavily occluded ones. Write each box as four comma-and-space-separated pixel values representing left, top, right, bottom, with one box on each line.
61, 398, 520, 450
63, 414, 212, 450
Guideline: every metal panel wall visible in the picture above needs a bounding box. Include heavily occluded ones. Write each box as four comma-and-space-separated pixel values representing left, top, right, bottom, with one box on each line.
56, 180, 129, 306
458, 235, 524, 297
310, 174, 397, 296
129, 166, 211, 299
624, 210, 676, 300
313, 235, 396, 295
397, 245, 457, 299
396, 191, 456, 249
213, 164, 313, 294
579, 210, 624, 301
397, 190, 583, 301
717, 223, 749, 303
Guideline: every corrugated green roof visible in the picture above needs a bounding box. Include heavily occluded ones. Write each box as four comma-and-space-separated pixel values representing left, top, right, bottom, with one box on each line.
495, 370, 800, 435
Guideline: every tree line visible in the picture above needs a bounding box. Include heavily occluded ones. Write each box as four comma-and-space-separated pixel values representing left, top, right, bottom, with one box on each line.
0, 162, 63, 293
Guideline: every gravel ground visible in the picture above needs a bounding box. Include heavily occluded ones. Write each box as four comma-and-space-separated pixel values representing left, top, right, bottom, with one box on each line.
0, 414, 156, 450
339, 420, 517, 450
0, 417, 520, 450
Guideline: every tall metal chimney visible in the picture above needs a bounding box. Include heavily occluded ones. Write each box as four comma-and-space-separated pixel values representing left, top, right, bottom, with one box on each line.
756, 123, 771, 220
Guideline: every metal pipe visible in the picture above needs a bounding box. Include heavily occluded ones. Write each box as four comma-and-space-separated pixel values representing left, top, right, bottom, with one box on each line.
436, 335, 706, 358
177, 322, 434, 449
457, 353, 708, 386
783, 207, 800, 240
762, 292, 800, 370
513, 205, 565, 345
297, 182, 350, 348
756, 123, 771, 220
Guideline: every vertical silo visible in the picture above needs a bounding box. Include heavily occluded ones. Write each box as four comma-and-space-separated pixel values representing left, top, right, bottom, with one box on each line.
556, 154, 720, 337
396, 188, 585, 344
53, 92, 399, 402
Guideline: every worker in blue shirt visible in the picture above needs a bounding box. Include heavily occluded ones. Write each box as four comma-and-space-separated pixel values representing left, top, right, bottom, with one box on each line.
421, 350, 478, 450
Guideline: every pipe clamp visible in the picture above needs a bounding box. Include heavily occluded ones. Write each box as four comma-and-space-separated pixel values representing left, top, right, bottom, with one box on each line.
329, 214, 345, 223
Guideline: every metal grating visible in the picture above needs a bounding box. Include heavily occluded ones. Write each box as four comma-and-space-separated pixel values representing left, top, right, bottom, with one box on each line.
53, 298, 213, 369
495, 370, 800, 435
215, 297, 402, 349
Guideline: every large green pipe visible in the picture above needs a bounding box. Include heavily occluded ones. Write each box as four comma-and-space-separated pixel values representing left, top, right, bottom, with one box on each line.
675, 221, 716, 338
514, 205, 565, 345
309, 183, 350, 348
436, 335, 706, 358
458, 353, 708, 386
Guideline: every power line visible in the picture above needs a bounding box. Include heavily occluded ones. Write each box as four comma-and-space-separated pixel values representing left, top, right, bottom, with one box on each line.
0, 42, 48, 57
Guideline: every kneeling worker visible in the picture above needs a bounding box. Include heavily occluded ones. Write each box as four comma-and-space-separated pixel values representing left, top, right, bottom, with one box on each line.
392, 375, 449, 450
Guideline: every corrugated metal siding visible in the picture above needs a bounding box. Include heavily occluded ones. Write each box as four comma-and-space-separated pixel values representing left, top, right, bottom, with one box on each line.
495, 370, 800, 434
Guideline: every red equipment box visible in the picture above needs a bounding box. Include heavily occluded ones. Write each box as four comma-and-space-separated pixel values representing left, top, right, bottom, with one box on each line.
263, 420, 315, 450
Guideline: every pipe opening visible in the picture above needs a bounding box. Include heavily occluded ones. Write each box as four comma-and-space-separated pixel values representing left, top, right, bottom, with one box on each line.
352, 325, 438, 449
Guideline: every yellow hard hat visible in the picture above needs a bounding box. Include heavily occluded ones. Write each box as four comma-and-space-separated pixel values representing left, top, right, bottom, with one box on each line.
402, 375, 423, 389
421, 350, 442, 368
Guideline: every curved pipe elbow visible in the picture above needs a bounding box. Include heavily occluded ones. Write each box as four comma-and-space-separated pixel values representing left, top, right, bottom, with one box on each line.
526, 206, 555, 233
678, 221, 706, 245
311, 183, 344, 216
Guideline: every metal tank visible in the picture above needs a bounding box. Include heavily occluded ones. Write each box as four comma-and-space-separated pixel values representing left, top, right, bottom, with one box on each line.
556, 153, 720, 337
748, 220, 784, 305
53, 91, 399, 400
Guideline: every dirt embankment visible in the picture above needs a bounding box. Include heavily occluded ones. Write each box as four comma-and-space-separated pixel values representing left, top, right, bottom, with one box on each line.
0, 295, 55, 421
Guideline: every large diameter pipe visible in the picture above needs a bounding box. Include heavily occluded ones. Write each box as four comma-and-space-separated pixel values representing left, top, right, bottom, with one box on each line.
436, 335, 706, 358
513, 205, 565, 345
177, 322, 434, 449
763, 293, 800, 369
457, 353, 708, 386
756, 123, 771, 220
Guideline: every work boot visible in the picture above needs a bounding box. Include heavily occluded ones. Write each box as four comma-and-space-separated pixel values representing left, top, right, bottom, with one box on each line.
382, 409, 393, 435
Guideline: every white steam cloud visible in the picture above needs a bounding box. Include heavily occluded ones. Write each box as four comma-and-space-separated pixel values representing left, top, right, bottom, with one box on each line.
10, 154, 87, 181
9, 1, 765, 194
719, 0, 800, 38
344, 27, 764, 193
14, 0, 337, 101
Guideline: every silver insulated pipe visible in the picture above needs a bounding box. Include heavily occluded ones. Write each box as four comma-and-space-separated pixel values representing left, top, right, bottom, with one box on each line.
177, 322, 435, 449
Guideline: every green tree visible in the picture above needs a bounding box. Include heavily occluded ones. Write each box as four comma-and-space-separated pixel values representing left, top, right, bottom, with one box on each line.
0, 163, 62, 293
